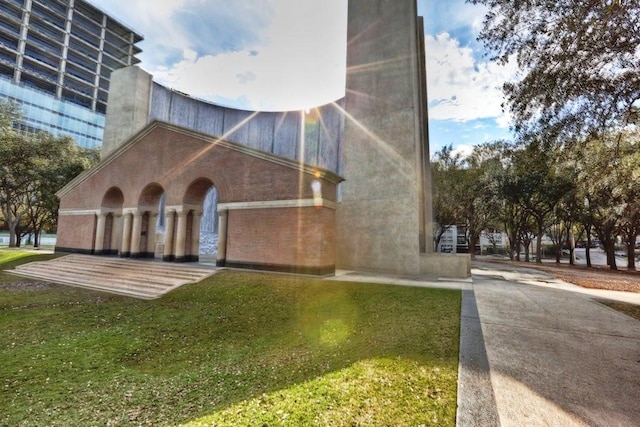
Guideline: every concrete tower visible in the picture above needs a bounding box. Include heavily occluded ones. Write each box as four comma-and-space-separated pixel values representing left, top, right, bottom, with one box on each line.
336, 0, 433, 275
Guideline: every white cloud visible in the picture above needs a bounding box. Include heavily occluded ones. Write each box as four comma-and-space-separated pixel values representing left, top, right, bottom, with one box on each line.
98, 0, 347, 111
425, 33, 517, 127
99, 0, 190, 51
452, 144, 475, 159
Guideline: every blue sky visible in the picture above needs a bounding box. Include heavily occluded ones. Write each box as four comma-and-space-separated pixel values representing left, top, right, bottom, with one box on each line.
97, 0, 516, 157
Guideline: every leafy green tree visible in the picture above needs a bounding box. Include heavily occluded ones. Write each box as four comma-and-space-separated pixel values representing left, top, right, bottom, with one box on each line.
619, 206, 640, 269
470, 0, 640, 141
488, 141, 537, 261
547, 159, 582, 264
430, 142, 506, 257
431, 145, 464, 251
500, 142, 574, 263
24, 133, 99, 247
566, 134, 639, 270
458, 142, 505, 258
517, 214, 537, 262
500, 200, 525, 260
0, 105, 35, 247
588, 130, 640, 269
615, 133, 640, 269
0, 101, 22, 227
0, 99, 98, 247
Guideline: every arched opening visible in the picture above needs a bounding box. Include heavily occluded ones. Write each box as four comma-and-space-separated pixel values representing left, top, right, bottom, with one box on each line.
183, 178, 219, 263
97, 187, 124, 255
136, 183, 165, 258
200, 187, 219, 262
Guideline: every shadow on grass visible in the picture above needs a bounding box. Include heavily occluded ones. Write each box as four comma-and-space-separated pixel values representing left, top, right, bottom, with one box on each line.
0, 262, 461, 426
601, 301, 640, 321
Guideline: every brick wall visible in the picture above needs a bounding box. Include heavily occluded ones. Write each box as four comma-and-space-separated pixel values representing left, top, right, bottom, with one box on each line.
57, 122, 341, 275
56, 214, 95, 254
226, 206, 336, 274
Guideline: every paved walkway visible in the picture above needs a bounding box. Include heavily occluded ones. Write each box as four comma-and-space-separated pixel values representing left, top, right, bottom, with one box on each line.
458, 262, 640, 426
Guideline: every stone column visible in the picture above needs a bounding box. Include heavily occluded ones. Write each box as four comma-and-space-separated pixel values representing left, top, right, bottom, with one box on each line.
130, 210, 143, 258
147, 212, 158, 258
163, 210, 176, 262
217, 210, 228, 266
174, 209, 189, 262
190, 210, 202, 262
94, 212, 107, 255
120, 212, 133, 257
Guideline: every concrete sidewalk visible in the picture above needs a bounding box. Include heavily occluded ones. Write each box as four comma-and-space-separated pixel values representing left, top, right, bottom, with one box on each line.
458, 262, 640, 426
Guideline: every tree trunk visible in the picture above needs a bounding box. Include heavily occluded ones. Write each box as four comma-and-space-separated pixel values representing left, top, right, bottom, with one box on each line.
33, 228, 41, 248
7, 219, 18, 247
603, 238, 617, 270
509, 237, 515, 260
569, 231, 576, 265
535, 226, 543, 263
553, 225, 563, 264
585, 231, 592, 267
626, 243, 636, 270
469, 234, 479, 259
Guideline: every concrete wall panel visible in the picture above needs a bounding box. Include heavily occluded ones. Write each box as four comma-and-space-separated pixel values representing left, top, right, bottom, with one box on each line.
103, 67, 344, 175
248, 113, 277, 153
169, 94, 199, 130
273, 111, 300, 160
336, 0, 429, 275
101, 67, 152, 158
149, 83, 171, 122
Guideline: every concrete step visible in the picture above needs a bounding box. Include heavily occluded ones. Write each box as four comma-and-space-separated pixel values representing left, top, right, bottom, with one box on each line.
18, 261, 172, 284
6, 254, 215, 299
9, 269, 161, 299
18, 260, 189, 288
51, 255, 209, 280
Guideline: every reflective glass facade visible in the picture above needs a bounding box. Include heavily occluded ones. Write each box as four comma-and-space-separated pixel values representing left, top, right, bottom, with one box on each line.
0, 0, 142, 148
0, 75, 104, 148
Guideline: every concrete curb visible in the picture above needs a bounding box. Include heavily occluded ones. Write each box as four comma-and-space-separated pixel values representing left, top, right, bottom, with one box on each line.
456, 288, 500, 426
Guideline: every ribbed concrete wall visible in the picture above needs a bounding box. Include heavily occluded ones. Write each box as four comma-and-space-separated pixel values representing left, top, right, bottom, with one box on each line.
102, 68, 345, 174
150, 85, 345, 173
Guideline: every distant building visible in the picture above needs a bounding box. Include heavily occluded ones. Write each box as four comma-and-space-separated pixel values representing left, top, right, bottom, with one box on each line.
437, 225, 507, 254
0, 0, 142, 148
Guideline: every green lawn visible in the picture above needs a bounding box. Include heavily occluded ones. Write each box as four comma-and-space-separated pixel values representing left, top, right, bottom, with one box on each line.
0, 250, 61, 284
0, 249, 51, 265
0, 252, 461, 426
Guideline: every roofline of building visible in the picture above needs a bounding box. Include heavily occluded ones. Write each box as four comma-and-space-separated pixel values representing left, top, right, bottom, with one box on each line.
56, 120, 345, 199
82, 0, 144, 42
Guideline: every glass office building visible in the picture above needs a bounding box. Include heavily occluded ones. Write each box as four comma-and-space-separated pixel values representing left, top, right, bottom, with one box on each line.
0, 0, 142, 148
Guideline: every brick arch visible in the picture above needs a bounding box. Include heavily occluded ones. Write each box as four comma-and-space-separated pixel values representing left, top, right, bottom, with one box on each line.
125, 182, 167, 259
96, 187, 125, 255
179, 178, 220, 263
183, 178, 215, 206
101, 187, 124, 209
138, 182, 165, 211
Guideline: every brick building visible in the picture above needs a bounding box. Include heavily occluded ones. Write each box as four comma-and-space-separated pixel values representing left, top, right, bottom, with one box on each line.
56, 0, 470, 278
